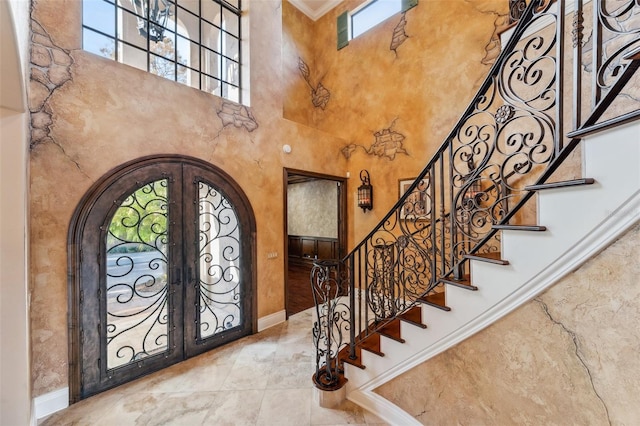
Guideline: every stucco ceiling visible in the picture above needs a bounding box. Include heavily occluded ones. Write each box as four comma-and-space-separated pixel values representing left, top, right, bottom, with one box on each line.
288, 0, 343, 21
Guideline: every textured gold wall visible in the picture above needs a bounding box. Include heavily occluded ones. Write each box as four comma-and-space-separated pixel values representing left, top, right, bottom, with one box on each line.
28, 0, 351, 396
282, 0, 510, 246
375, 224, 640, 424
28, 0, 508, 397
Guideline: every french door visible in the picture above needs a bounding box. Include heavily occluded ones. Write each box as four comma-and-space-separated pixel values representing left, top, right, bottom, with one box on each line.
69, 156, 256, 401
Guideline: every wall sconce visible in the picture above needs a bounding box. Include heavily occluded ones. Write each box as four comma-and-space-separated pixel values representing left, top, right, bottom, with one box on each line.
357, 170, 373, 212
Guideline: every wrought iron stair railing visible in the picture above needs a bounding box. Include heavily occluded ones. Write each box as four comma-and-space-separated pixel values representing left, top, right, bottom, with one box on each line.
311, 0, 640, 391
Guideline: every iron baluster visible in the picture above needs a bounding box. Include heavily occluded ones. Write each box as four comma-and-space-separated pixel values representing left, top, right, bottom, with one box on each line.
592, 0, 603, 107
430, 166, 439, 286
572, 0, 584, 130
348, 253, 356, 361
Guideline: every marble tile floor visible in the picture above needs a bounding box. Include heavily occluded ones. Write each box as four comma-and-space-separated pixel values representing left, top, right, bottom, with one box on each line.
40, 309, 389, 426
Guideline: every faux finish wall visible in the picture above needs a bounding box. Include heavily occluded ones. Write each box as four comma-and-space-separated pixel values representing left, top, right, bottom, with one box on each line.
375, 224, 640, 424
28, 0, 509, 399
282, 0, 511, 246
27, 0, 351, 397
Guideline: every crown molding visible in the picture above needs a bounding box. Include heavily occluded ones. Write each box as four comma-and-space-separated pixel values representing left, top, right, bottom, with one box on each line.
288, 0, 343, 21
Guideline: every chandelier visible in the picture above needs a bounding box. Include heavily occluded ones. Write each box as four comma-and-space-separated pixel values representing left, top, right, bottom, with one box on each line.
132, 0, 172, 42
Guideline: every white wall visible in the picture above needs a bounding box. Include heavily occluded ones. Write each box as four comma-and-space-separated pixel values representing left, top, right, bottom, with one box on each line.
0, 0, 32, 424
0, 108, 30, 425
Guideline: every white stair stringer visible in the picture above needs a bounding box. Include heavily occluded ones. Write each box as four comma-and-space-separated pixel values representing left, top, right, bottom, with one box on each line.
344, 122, 640, 425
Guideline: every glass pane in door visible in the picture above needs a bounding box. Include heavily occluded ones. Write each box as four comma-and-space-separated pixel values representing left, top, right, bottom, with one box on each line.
197, 182, 241, 339
105, 180, 169, 369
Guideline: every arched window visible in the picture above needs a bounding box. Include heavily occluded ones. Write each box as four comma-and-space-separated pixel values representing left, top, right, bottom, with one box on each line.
68, 155, 256, 401
82, 0, 242, 103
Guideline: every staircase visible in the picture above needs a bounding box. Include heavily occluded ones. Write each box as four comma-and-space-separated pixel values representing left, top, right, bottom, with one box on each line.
310, 0, 640, 423
342, 121, 640, 424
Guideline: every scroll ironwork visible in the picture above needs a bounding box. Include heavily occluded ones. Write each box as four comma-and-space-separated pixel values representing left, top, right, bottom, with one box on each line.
309, 0, 640, 387
197, 182, 242, 339
105, 179, 169, 369
310, 260, 349, 390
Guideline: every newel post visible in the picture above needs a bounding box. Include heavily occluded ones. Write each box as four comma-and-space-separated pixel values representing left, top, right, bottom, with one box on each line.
310, 259, 348, 407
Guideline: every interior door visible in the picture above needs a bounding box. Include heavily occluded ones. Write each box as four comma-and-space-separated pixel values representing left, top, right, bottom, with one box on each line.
71, 157, 255, 401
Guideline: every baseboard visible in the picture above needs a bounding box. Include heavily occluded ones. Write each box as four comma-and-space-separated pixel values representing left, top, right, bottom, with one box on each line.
30, 398, 37, 426
348, 389, 421, 426
257, 310, 286, 331
34, 387, 68, 420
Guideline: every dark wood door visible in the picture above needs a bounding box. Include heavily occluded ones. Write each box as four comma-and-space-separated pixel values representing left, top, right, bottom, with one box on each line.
71, 157, 255, 401
182, 164, 254, 358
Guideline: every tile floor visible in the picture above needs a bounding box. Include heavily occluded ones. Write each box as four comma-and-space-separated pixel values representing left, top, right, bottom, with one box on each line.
40, 309, 389, 426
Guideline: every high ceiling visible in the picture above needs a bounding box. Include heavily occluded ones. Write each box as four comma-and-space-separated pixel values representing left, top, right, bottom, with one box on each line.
288, 0, 343, 21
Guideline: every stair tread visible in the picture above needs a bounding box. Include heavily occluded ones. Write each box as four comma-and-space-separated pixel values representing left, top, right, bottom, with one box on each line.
339, 345, 365, 369
465, 252, 509, 265
525, 178, 595, 191
492, 224, 547, 231
398, 306, 427, 329
417, 292, 451, 311
377, 319, 406, 343
360, 333, 384, 357
440, 274, 478, 291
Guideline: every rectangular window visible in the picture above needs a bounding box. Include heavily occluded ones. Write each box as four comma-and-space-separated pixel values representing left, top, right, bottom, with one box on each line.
351, 0, 402, 39
338, 0, 417, 49
82, 0, 243, 103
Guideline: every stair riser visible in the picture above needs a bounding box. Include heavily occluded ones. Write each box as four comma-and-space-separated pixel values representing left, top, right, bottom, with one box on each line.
345, 307, 451, 390
498, 230, 576, 284
486, 123, 639, 290
535, 125, 639, 256
583, 122, 640, 205
345, 314, 451, 372
444, 277, 523, 318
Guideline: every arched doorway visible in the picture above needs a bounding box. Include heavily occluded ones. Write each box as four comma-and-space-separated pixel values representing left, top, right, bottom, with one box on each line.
68, 155, 256, 402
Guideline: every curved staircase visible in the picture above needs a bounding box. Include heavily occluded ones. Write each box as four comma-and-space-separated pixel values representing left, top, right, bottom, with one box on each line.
309, 0, 640, 423
342, 122, 640, 424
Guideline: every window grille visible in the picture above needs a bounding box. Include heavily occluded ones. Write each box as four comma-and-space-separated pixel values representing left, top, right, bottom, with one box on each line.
337, 0, 417, 50
82, 0, 242, 103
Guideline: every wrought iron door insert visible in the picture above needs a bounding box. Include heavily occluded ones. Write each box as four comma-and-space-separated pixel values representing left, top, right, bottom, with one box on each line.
69, 156, 256, 402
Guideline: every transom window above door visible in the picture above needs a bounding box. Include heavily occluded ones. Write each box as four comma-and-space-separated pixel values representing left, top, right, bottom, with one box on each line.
82, 0, 243, 103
